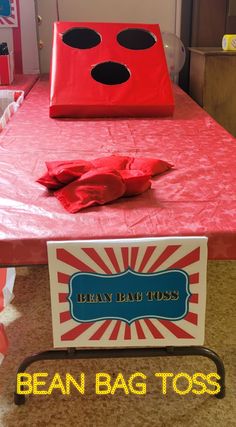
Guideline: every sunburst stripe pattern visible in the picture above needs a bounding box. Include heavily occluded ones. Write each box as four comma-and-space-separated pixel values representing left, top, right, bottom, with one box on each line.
143, 319, 165, 338
147, 245, 181, 272
158, 320, 194, 338
169, 247, 200, 269
61, 322, 94, 341
104, 247, 121, 272
57, 249, 96, 272
81, 248, 112, 274
89, 320, 112, 340
109, 320, 122, 340
121, 247, 129, 270
130, 247, 139, 269
184, 312, 198, 325
189, 294, 199, 303
137, 246, 157, 272
135, 320, 146, 339
56, 242, 202, 343
60, 311, 71, 323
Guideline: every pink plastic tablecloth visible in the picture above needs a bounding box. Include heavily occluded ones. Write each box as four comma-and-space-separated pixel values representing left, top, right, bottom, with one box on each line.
0, 76, 236, 265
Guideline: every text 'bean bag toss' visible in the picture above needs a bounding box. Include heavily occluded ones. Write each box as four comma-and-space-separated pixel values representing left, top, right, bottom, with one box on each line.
50, 22, 174, 118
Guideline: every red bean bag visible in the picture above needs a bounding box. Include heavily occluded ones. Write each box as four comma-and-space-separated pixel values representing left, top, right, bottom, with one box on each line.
92, 155, 131, 170
118, 170, 151, 196
54, 168, 126, 213
128, 157, 173, 176
36, 171, 63, 190
46, 159, 93, 184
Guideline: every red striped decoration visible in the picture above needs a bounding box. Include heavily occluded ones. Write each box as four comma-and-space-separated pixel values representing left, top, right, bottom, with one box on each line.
144, 319, 164, 339
169, 247, 200, 269
159, 320, 194, 339
130, 247, 139, 269
189, 294, 199, 304
58, 293, 68, 303
189, 273, 200, 284
52, 240, 204, 345
61, 322, 94, 341
105, 247, 121, 273
89, 320, 112, 340
184, 312, 198, 325
138, 246, 156, 272
121, 247, 129, 270
124, 324, 131, 340
57, 249, 95, 272
109, 320, 122, 340
57, 272, 70, 284
148, 245, 181, 272
135, 321, 146, 339
82, 248, 112, 274
60, 311, 71, 323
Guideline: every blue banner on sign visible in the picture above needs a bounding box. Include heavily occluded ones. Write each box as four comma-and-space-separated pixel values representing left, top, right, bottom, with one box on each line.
68, 269, 191, 324
0, 0, 11, 17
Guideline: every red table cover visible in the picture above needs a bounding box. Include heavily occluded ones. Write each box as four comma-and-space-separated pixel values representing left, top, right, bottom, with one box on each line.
0, 76, 236, 265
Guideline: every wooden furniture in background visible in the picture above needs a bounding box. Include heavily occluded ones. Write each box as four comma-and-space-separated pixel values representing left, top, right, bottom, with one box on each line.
189, 47, 236, 137
180, 0, 236, 93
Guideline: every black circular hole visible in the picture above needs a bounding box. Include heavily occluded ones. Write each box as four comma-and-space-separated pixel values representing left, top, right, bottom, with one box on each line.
117, 28, 156, 50
91, 61, 130, 85
62, 27, 101, 49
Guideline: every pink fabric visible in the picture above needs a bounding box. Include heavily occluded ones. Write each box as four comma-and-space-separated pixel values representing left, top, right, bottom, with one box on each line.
45, 159, 93, 184
92, 155, 131, 170
36, 171, 63, 190
54, 168, 126, 212
37, 155, 170, 190
46, 164, 152, 210
36, 156, 169, 206
0, 76, 236, 264
118, 170, 151, 196
129, 158, 173, 176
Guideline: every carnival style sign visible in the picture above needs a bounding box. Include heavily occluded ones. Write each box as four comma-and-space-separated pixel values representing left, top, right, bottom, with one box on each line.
47, 237, 208, 348
0, 0, 18, 27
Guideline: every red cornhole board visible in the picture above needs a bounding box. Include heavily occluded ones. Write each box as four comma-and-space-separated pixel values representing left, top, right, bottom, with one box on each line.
50, 22, 174, 118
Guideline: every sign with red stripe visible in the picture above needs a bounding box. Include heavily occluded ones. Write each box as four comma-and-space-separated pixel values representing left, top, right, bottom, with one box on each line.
47, 237, 207, 348
0, 0, 17, 27
0, 267, 15, 364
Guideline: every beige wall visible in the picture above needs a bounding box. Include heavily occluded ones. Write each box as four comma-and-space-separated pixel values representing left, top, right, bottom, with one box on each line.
37, 0, 182, 73
37, 0, 59, 73
58, 0, 178, 31
20, 0, 39, 74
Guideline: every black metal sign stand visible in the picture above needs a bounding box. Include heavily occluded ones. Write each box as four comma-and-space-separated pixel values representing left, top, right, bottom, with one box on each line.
14, 345, 225, 405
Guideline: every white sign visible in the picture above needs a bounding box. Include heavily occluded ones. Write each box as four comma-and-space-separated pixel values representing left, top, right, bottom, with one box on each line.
0, 0, 18, 28
47, 237, 208, 348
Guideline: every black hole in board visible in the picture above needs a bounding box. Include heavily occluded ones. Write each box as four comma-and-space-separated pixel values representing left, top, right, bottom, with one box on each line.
62, 27, 101, 49
91, 61, 130, 85
117, 28, 156, 50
